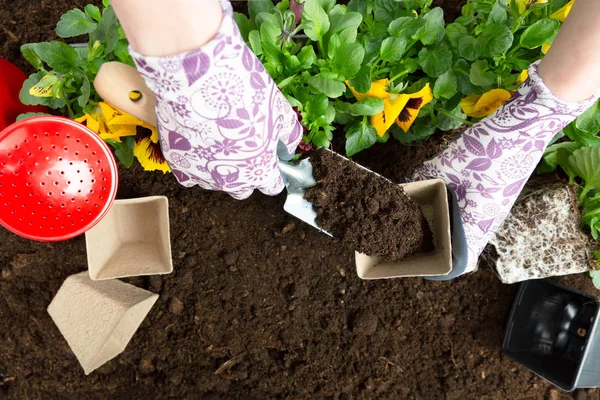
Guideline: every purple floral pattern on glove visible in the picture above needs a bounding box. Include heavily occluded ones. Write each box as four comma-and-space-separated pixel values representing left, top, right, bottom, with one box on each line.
412, 61, 599, 274
129, 0, 302, 199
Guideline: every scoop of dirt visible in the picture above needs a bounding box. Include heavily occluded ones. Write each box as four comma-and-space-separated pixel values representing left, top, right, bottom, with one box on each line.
304, 148, 433, 261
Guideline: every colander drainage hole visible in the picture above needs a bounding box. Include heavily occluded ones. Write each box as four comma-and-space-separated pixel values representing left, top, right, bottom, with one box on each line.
51, 145, 56, 149
40, 182, 45, 186
80, 218, 84, 222
23, 139, 28, 143
69, 162, 73, 166
58, 157, 63, 161
61, 203, 66, 208
85, 199, 89, 203
67, 213, 71, 217
77, 207, 81, 212
61, 191, 65, 195
13, 145, 18, 149
75, 151, 79, 156
6, 153, 11, 157
44, 132, 48, 137
63, 147, 68, 151
47, 192, 53, 196
27, 172, 32, 176
54, 181, 59, 186
91, 179, 95, 183
27, 152, 32, 157
60, 171, 64, 175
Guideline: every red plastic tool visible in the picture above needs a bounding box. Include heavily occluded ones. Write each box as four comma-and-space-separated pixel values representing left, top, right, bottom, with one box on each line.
0, 116, 118, 241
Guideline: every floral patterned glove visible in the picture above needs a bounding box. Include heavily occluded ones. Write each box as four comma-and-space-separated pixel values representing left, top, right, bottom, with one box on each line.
412, 61, 599, 275
128, 0, 302, 199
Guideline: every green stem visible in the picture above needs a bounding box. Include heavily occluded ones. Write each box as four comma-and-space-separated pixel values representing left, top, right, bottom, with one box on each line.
390, 70, 409, 82
437, 109, 473, 126
318, 38, 325, 58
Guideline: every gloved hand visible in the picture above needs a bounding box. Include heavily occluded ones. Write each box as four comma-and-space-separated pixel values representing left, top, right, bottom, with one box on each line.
128, 0, 302, 200
412, 61, 599, 275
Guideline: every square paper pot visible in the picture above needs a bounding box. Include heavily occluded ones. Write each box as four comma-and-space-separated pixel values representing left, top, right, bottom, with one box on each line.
86, 196, 172, 280
47, 272, 159, 375
503, 279, 600, 391
355, 179, 452, 279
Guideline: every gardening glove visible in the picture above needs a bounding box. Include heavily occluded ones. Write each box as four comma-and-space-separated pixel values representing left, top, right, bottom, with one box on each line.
412, 61, 600, 275
128, 0, 302, 200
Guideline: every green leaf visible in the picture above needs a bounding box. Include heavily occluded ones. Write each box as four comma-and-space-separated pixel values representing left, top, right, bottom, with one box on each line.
520, 18, 560, 49
481, 23, 513, 57
20, 44, 44, 70
565, 122, 600, 147
249, 0, 275, 19
19, 72, 66, 108
380, 37, 407, 63
349, 64, 371, 94
234, 12, 255, 42
590, 270, 600, 291
327, 34, 342, 59
445, 23, 467, 49
419, 7, 444, 45
114, 40, 134, 66
334, 42, 364, 79
374, 0, 404, 23
350, 98, 385, 116
389, 17, 417, 38
576, 100, 600, 134
418, 44, 452, 78
308, 75, 346, 98
298, 45, 317, 68
312, 126, 334, 147
85, 4, 102, 22
16, 112, 51, 122
90, 6, 119, 55
56, 8, 97, 38
437, 104, 466, 131
434, 70, 458, 99
248, 30, 263, 56
487, 0, 507, 24
470, 60, 495, 87
319, 0, 336, 13
302, 0, 330, 41
77, 75, 91, 109
260, 21, 282, 66
458, 36, 481, 61
345, 119, 377, 157
107, 136, 135, 168
453, 59, 479, 94
539, 141, 581, 173
569, 147, 600, 197
391, 117, 437, 145
327, 11, 362, 37
34, 41, 79, 74
348, 0, 371, 16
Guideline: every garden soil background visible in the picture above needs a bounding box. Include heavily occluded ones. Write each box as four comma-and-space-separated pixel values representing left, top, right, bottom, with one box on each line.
1, 1, 599, 399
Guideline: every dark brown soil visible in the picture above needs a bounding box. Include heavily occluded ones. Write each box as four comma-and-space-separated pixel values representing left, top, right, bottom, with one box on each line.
2, 1, 600, 400
305, 148, 433, 261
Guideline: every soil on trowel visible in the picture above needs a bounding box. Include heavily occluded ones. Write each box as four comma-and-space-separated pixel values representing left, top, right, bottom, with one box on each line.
304, 148, 434, 261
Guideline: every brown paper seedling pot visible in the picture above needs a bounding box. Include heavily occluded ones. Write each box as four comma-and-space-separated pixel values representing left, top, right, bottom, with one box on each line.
47, 272, 159, 375
355, 179, 452, 279
85, 196, 173, 280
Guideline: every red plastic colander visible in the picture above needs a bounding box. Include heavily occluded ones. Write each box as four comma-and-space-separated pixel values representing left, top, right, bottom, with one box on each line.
0, 116, 118, 241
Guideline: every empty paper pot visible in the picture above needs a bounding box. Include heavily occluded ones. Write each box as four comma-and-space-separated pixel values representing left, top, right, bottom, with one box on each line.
47, 272, 159, 375
85, 195, 173, 280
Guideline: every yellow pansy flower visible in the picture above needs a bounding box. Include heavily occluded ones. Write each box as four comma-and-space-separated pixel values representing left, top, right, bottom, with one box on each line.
541, 42, 551, 54
513, 0, 547, 14
516, 70, 529, 85
395, 84, 434, 133
347, 80, 433, 136
347, 79, 391, 101
75, 102, 170, 173
460, 89, 513, 118
551, 0, 575, 22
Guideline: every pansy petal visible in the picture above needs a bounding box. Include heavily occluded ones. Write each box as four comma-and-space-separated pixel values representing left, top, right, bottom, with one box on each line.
395, 84, 433, 133
134, 136, 171, 173
551, 0, 574, 22
371, 94, 410, 137
516, 70, 529, 85
347, 79, 391, 101
461, 89, 512, 118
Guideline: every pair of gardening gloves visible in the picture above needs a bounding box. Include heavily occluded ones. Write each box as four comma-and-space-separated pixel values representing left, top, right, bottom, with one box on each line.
129, 0, 599, 276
